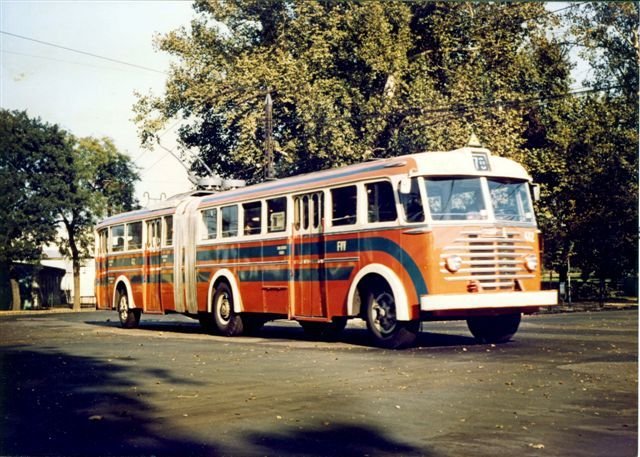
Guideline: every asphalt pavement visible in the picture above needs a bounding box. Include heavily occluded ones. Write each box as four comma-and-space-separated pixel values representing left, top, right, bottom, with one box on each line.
0, 309, 637, 457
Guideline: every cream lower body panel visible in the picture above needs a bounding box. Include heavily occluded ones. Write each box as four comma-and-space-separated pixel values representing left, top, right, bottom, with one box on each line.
420, 290, 558, 311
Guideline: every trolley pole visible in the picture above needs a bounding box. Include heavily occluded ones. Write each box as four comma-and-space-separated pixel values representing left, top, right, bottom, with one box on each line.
264, 92, 275, 181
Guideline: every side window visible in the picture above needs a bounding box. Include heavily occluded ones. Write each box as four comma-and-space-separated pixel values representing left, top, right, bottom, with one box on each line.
267, 197, 287, 233
202, 209, 217, 240
366, 181, 397, 223
127, 222, 143, 250
399, 178, 425, 223
110, 225, 125, 252
331, 185, 357, 226
312, 193, 323, 229
146, 219, 161, 249
221, 205, 238, 238
163, 216, 173, 246
243, 201, 262, 235
98, 229, 108, 254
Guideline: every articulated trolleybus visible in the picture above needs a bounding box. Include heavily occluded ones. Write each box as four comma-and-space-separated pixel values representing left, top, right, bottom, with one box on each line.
95, 145, 557, 348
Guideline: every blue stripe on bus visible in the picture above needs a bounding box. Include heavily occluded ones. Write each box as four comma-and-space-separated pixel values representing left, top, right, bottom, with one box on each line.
154, 236, 427, 296
238, 267, 353, 283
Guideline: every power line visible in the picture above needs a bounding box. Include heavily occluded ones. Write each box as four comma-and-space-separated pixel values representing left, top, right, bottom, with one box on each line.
2, 49, 141, 73
0, 30, 167, 75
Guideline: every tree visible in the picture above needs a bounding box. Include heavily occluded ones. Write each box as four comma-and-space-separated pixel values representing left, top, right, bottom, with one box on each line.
0, 110, 139, 311
564, 3, 638, 291
134, 1, 571, 181
55, 136, 139, 311
0, 110, 74, 309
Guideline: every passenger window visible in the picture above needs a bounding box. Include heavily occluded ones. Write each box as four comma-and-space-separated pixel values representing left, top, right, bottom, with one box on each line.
202, 209, 217, 240
164, 216, 173, 246
366, 181, 397, 223
302, 195, 310, 230
243, 201, 262, 235
267, 197, 287, 233
312, 193, 323, 229
331, 186, 357, 226
399, 178, 425, 223
127, 222, 143, 250
146, 219, 161, 248
110, 225, 125, 252
221, 205, 238, 238
98, 229, 108, 254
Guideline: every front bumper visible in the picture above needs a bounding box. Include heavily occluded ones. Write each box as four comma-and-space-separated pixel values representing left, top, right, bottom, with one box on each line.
420, 290, 558, 312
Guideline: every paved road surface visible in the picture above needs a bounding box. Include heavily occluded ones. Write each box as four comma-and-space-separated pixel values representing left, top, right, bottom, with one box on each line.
0, 309, 637, 456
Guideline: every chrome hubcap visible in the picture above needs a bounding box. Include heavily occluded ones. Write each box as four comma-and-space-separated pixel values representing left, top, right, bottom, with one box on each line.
218, 293, 231, 322
118, 296, 128, 320
371, 292, 397, 335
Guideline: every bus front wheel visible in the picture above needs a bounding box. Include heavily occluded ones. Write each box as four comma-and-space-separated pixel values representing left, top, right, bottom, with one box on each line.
364, 286, 418, 349
213, 282, 243, 336
467, 313, 521, 344
117, 289, 140, 329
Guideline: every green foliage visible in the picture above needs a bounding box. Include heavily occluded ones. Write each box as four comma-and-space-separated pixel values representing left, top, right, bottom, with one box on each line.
134, 1, 638, 282
56, 136, 140, 263
0, 109, 139, 309
0, 110, 73, 264
134, 1, 568, 181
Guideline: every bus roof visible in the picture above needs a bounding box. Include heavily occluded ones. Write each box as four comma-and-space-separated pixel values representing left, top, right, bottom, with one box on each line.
97, 146, 531, 228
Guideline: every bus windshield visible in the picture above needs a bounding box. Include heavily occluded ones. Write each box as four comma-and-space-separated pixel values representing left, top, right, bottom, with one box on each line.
425, 177, 487, 221
424, 177, 534, 223
488, 178, 534, 223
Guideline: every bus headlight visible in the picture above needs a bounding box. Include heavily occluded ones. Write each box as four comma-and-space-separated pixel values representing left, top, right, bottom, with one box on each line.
524, 254, 538, 272
445, 255, 463, 273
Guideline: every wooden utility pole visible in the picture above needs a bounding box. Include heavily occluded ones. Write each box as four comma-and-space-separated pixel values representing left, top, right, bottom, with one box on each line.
264, 92, 275, 181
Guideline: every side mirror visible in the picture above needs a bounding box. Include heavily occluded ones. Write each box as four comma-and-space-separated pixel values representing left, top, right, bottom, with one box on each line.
399, 177, 412, 195
531, 183, 541, 202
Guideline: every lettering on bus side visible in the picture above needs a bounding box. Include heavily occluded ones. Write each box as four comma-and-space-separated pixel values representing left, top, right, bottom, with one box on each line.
336, 240, 347, 252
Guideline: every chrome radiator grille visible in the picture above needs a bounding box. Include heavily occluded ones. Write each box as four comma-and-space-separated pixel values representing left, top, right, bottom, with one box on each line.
440, 229, 535, 290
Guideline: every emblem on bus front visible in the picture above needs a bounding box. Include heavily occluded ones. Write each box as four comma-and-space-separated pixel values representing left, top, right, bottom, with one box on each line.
472, 152, 491, 171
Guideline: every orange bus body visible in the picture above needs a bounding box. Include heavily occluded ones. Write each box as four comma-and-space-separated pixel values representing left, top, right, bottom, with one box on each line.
95, 147, 557, 347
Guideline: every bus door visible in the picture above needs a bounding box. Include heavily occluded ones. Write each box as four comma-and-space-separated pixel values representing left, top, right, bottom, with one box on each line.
292, 192, 327, 317
144, 218, 162, 313
96, 229, 109, 309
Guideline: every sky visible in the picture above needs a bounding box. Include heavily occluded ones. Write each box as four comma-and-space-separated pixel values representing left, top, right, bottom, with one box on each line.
1, 0, 196, 204
1, 1, 590, 209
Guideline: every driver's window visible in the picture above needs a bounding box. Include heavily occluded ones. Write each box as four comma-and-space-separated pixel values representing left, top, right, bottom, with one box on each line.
399, 178, 424, 223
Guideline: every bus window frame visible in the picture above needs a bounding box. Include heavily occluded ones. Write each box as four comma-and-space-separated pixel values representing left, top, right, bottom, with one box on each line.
221, 204, 239, 239
398, 176, 428, 224
328, 184, 358, 229
242, 201, 263, 236
364, 179, 399, 225
110, 224, 126, 253
200, 208, 218, 241
162, 215, 173, 248
127, 221, 144, 251
267, 196, 287, 234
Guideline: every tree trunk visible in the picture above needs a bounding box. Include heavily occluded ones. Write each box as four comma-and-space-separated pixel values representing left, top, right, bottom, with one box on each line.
10, 277, 21, 311
73, 258, 81, 311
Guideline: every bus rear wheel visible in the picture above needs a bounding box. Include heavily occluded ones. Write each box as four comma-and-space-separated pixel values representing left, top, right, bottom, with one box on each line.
364, 286, 418, 349
213, 282, 243, 336
117, 289, 140, 329
467, 313, 521, 344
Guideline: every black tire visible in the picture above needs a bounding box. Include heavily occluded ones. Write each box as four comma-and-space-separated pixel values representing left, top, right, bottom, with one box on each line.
364, 286, 418, 349
117, 289, 140, 329
467, 313, 521, 344
300, 317, 348, 340
212, 282, 243, 336
198, 312, 216, 334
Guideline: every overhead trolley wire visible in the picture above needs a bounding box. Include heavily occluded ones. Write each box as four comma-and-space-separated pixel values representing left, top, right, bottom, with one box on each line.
0, 30, 167, 75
